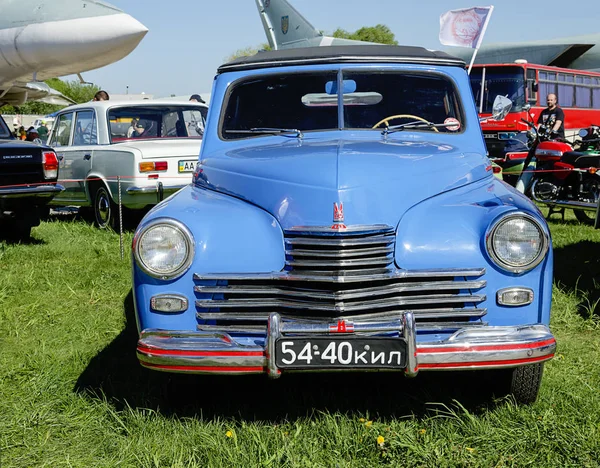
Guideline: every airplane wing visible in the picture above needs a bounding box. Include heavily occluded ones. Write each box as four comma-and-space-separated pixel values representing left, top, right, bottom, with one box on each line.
454, 42, 595, 68
0, 82, 76, 107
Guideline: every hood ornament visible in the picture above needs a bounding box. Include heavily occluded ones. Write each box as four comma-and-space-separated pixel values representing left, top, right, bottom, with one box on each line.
333, 202, 344, 222
332, 202, 346, 230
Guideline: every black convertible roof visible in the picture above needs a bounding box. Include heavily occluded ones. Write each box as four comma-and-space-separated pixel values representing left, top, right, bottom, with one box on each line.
218, 45, 466, 73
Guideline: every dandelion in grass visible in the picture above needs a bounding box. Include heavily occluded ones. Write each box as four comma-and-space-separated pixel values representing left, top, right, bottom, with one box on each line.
377, 435, 385, 447
419, 429, 426, 435
365, 421, 373, 428
359, 418, 366, 423
466, 447, 475, 453
226, 430, 233, 438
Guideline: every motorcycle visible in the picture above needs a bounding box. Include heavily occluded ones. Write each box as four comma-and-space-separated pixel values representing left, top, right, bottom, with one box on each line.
517, 122, 600, 225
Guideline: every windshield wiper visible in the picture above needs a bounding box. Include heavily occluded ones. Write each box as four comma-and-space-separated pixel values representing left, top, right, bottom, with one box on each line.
226, 128, 303, 138
381, 120, 459, 136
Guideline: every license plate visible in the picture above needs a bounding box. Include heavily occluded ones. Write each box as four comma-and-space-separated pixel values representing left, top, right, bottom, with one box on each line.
484, 133, 498, 139
178, 160, 197, 173
275, 337, 406, 369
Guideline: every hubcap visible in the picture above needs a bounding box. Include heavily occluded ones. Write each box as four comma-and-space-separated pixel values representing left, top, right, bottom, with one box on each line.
96, 190, 111, 226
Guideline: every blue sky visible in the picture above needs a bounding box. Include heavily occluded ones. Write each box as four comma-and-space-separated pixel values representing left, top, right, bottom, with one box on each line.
74, 0, 600, 99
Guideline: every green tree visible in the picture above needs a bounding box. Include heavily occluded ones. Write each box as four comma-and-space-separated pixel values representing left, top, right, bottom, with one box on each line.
333, 24, 398, 45
225, 43, 271, 62
0, 78, 100, 114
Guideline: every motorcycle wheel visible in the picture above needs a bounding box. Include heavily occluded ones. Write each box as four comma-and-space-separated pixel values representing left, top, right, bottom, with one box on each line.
574, 177, 600, 225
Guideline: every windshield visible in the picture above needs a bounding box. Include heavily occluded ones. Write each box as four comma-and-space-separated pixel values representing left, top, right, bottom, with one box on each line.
222, 70, 464, 139
0, 115, 11, 138
470, 66, 526, 113
109, 105, 207, 143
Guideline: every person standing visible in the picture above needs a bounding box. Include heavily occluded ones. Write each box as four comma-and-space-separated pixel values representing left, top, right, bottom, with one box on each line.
37, 121, 49, 141
537, 93, 565, 139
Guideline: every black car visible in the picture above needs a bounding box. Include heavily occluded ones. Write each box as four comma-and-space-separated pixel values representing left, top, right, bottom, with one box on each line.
0, 115, 63, 240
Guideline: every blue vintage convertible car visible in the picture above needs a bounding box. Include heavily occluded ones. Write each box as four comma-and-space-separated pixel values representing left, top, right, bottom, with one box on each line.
132, 46, 555, 403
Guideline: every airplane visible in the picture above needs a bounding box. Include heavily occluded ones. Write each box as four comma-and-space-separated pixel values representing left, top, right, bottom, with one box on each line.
255, 0, 600, 71
0, 0, 148, 107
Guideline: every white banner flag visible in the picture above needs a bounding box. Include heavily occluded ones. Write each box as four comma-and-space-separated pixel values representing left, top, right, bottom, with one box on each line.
439, 6, 494, 49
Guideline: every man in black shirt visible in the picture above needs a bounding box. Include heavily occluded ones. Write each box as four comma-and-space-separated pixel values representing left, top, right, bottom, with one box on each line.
537, 93, 565, 139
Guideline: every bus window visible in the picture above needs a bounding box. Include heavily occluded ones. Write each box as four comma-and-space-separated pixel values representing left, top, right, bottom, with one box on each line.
526, 69, 537, 103
469, 66, 526, 113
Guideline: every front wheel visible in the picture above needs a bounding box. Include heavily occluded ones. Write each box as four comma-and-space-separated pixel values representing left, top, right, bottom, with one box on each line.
495, 362, 544, 404
93, 185, 117, 229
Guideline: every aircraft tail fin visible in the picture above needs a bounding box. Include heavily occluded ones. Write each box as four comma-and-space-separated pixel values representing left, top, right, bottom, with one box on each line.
255, 0, 323, 49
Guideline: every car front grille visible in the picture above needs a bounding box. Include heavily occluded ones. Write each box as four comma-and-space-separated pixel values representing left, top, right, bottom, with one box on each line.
194, 225, 487, 334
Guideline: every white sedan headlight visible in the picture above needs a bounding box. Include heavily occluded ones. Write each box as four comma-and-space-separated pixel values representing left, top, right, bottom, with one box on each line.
486, 213, 549, 274
133, 219, 194, 280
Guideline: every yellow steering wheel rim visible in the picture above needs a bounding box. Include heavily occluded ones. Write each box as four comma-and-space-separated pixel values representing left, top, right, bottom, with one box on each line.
372, 114, 439, 133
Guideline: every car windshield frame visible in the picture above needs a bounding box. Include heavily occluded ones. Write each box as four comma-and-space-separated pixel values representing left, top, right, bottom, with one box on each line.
108, 105, 208, 144
220, 68, 466, 140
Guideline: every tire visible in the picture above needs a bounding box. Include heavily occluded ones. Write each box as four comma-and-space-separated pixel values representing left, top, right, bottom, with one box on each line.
574, 177, 600, 225
93, 185, 117, 229
497, 362, 544, 405
2, 222, 32, 242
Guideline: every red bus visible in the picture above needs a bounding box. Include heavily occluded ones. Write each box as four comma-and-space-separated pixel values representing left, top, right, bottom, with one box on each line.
470, 62, 600, 180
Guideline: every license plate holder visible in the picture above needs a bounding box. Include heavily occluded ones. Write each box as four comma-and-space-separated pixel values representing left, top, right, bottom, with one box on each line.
275, 337, 406, 370
178, 160, 197, 173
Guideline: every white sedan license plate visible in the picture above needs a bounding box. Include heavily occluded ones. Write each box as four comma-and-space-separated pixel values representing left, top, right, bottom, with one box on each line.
275, 337, 406, 369
178, 160, 197, 173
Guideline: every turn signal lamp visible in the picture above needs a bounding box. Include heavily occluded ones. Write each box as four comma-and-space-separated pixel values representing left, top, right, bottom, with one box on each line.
150, 294, 188, 313
497, 287, 534, 306
139, 161, 168, 172
42, 151, 59, 179
589, 167, 597, 175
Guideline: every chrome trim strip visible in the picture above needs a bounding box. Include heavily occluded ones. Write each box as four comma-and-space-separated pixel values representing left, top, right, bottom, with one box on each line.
194, 280, 486, 300
0, 183, 64, 197
285, 237, 394, 247
286, 257, 393, 268
126, 184, 187, 195
286, 246, 394, 258
193, 268, 486, 284
195, 293, 486, 312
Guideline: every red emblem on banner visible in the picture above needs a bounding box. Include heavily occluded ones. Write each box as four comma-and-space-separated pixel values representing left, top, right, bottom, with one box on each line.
333, 202, 344, 222
329, 320, 354, 334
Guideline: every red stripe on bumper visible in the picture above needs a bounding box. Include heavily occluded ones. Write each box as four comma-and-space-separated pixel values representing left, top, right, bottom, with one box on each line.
141, 362, 265, 372
418, 353, 553, 369
417, 338, 556, 354
138, 345, 264, 357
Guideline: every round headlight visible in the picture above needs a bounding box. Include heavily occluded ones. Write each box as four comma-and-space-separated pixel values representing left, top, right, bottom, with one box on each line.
486, 213, 548, 273
134, 219, 194, 279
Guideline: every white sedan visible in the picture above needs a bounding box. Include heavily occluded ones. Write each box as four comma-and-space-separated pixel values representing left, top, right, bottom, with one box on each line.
47, 99, 207, 228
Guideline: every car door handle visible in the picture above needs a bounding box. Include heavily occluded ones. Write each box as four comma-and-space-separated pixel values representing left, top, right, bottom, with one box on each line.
84, 153, 91, 160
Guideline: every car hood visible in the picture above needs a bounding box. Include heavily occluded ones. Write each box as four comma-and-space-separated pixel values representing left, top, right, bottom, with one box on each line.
197, 137, 491, 229
115, 139, 202, 159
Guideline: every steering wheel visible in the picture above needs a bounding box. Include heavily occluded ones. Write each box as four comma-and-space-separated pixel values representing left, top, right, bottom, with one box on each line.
372, 114, 439, 132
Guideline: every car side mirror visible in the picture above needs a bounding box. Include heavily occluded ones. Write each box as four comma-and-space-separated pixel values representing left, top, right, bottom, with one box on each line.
491, 95, 512, 121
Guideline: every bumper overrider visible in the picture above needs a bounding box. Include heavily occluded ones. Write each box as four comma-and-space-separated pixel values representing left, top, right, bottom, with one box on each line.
136, 312, 556, 378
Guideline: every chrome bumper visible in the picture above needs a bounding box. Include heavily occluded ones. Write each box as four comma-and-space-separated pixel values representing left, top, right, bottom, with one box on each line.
137, 313, 556, 377
0, 183, 64, 198
126, 183, 188, 195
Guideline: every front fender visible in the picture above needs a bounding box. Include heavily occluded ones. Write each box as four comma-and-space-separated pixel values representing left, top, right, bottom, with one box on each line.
133, 184, 285, 332
395, 178, 553, 327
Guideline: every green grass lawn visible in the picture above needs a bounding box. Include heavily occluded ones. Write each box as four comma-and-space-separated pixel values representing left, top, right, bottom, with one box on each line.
1, 213, 599, 467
